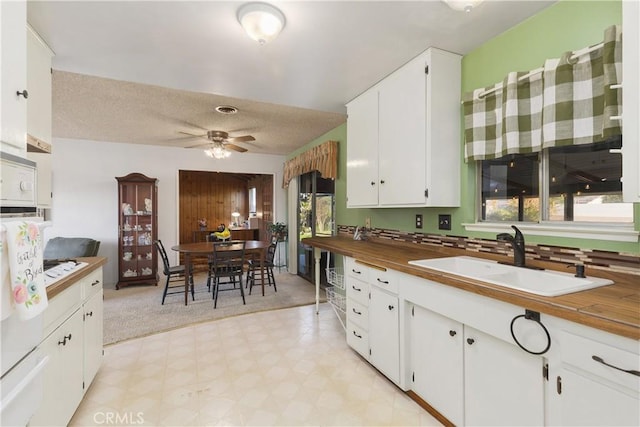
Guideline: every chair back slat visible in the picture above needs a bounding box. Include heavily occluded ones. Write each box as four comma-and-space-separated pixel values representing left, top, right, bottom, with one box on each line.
154, 240, 171, 274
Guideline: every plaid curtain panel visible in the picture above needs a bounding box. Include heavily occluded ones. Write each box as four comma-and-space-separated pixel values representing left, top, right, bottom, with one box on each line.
463, 71, 543, 161
542, 25, 622, 148
464, 25, 622, 160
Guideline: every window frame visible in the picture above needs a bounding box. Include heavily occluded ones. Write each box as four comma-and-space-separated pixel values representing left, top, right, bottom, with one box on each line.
467, 149, 638, 242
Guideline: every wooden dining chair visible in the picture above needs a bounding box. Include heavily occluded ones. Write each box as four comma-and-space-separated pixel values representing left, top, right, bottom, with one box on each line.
208, 240, 246, 308
245, 241, 277, 294
154, 240, 194, 305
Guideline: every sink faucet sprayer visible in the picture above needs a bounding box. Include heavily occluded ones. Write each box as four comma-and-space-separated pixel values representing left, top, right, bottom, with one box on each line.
497, 225, 526, 267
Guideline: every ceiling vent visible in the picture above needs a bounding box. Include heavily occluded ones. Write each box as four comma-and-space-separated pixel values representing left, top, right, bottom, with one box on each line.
215, 105, 238, 115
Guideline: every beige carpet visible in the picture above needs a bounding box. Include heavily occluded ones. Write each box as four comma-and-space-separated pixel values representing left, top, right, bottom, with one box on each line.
103, 271, 325, 345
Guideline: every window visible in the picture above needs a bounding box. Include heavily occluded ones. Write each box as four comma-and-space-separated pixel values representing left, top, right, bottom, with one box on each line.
248, 187, 257, 215
481, 137, 633, 224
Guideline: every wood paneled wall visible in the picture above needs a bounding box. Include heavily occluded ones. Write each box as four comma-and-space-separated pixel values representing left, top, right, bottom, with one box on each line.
178, 171, 273, 244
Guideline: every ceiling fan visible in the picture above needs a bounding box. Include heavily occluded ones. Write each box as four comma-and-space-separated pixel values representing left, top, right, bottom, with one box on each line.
181, 130, 255, 158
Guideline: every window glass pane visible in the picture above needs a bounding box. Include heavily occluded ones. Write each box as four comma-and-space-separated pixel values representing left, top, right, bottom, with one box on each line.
481, 154, 540, 221
548, 139, 632, 223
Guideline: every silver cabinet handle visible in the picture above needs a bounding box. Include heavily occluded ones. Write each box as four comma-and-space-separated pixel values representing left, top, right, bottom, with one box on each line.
592, 355, 640, 377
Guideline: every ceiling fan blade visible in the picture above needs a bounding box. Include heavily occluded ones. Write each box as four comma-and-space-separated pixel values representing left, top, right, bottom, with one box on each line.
225, 144, 248, 153
226, 135, 255, 143
178, 131, 207, 138
185, 142, 211, 149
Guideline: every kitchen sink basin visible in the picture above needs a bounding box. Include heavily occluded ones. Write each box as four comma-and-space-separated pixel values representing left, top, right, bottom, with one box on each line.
408, 256, 613, 297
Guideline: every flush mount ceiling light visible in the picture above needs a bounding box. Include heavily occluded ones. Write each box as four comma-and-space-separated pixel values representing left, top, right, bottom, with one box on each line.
204, 142, 232, 159
237, 2, 286, 45
443, 0, 484, 12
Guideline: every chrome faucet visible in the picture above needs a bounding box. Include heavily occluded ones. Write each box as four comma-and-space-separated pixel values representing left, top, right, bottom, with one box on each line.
497, 225, 526, 267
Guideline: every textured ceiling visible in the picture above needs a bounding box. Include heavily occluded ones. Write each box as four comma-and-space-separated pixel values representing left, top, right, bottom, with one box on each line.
29, 0, 557, 156
52, 71, 346, 155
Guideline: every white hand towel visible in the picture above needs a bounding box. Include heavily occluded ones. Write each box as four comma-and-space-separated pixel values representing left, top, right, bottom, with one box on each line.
3, 221, 48, 320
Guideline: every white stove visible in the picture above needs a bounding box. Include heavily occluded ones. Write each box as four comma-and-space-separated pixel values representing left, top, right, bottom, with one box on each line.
44, 261, 88, 287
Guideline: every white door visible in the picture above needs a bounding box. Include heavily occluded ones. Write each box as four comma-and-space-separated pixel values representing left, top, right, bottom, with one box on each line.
369, 286, 400, 384
346, 89, 379, 207
378, 54, 426, 206
464, 326, 545, 426
410, 304, 464, 426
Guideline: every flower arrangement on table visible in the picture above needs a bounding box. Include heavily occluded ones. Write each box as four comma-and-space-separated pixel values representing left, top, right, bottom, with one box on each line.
198, 218, 208, 230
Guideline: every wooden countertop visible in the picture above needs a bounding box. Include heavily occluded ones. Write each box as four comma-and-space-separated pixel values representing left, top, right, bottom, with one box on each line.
46, 257, 108, 299
304, 236, 640, 340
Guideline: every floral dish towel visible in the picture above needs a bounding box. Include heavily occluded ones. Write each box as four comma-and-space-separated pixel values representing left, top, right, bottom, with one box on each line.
3, 221, 48, 320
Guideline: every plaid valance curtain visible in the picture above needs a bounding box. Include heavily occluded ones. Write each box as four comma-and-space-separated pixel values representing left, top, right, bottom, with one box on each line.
464, 25, 622, 162
282, 140, 338, 188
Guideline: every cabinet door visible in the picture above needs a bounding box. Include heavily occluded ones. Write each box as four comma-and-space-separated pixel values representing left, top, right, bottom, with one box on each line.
83, 289, 103, 390
0, 1, 27, 155
409, 305, 464, 426
369, 286, 400, 384
27, 26, 53, 145
30, 310, 84, 427
559, 368, 639, 426
346, 89, 379, 207
464, 326, 544, 426
377, 55, 426, 206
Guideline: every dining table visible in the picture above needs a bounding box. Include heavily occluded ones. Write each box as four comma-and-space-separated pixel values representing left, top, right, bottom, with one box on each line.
171, 240, 271, 305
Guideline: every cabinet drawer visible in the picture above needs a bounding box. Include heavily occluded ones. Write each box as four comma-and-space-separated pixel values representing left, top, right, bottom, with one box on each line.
370, 267, 398, 294
346, 320, 369, 359
560, 331, 640, 392
345, 257, 369, 282
43, 283, 81, 337
347, 298, 368, 329
81, 268, 103, 299
346, 277, 369, 306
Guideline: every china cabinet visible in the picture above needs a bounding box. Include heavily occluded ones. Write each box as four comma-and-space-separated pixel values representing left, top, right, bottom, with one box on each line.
116, 173, 158, 289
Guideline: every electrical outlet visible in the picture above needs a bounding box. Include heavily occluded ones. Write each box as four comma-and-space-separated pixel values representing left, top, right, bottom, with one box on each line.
365, 217, 371, 229
415, 214, 423, 229
438, 214, 451, 230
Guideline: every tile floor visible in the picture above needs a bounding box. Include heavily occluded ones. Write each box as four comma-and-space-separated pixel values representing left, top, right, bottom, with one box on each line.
70, 303, 442, 426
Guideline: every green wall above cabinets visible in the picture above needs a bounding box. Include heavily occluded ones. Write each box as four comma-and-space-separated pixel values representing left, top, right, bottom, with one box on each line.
293, 0, 637, 255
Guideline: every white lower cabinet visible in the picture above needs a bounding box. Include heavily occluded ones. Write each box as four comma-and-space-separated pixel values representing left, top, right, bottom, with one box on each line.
30, 267, 103, 427
409, 304, 544, 426
83, 288, 104, 389
464, 325, 544, 426
410, 304, 464, 425
555, 329, 639, 426
369, 285, 399, 385
31, 309, 84, 427
341, 258, 637, 426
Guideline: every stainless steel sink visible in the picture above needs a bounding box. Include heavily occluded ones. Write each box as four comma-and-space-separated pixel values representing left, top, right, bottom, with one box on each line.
408, 256, 613, 297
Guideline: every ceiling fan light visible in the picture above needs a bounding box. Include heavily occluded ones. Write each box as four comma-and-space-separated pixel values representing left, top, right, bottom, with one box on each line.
205, 142, 232, 159
238, 2, 286, 45
442, 0, 484, 12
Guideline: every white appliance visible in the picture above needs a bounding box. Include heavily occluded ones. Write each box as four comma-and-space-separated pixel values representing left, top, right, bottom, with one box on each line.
0, 152, 49, 427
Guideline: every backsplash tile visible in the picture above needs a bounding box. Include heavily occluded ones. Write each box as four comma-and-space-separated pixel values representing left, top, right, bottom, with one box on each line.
338, 225, 640, 275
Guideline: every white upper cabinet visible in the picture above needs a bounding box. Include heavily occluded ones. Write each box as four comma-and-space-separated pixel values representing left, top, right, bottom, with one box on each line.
346, 47, 461, 208
622, 0, 640, 202
0, 0, 28, 157
346, 89, 379, 207
27, 25, 53, 149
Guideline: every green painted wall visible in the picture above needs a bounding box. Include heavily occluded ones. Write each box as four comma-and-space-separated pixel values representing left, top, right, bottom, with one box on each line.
291, 0, 639, 255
